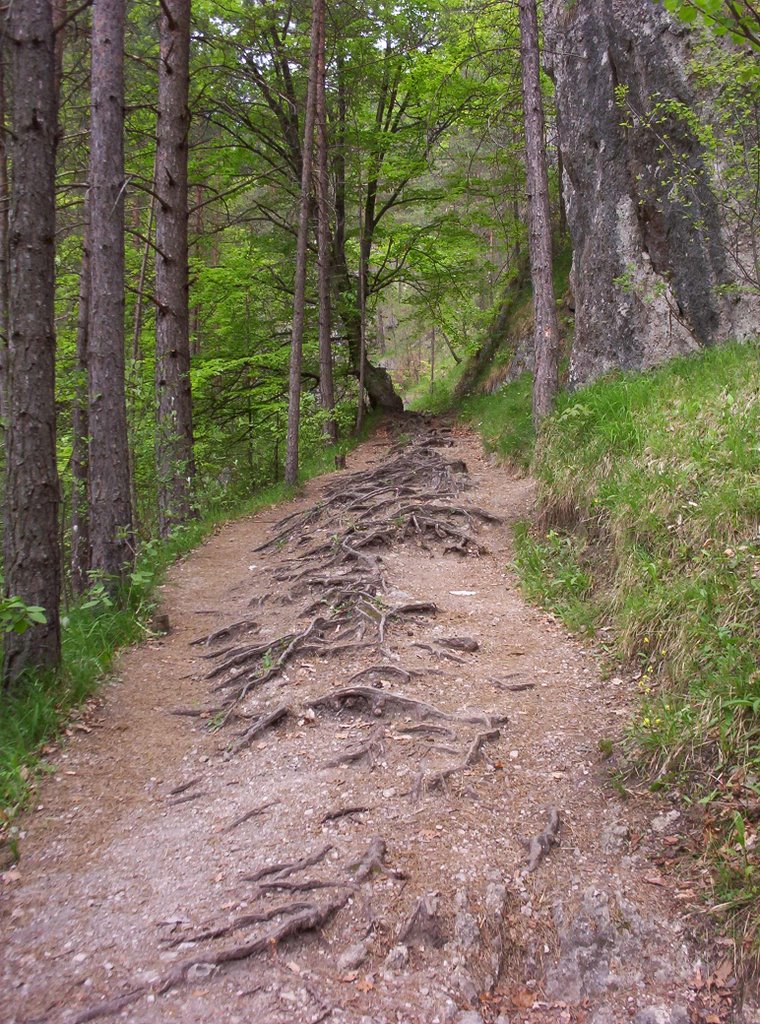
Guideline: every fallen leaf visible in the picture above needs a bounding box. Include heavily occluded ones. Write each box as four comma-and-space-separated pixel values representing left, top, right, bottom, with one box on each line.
642, 873, 668, 887
715, 957, 733, 984
510, 988, 535, 1008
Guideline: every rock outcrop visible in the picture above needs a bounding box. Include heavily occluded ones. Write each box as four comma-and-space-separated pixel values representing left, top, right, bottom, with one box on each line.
544, 0, 758, 386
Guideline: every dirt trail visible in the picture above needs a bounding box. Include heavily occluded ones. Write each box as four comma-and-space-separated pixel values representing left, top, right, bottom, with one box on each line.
0, 420, 745, 1024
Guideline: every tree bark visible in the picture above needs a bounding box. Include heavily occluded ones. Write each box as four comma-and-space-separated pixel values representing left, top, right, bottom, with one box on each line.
0, 27, 10, 435
155, 0, 195, 536
71, 207, 91, 596
315, 0, 337, 444
3, 0, 61, 684
518, 0, 561, 427
88, 0, 133, 581
284, 0, 320, 486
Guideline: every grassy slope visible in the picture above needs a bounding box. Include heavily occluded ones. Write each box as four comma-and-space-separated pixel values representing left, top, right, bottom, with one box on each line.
0, 427, 371, 831
457, 341, 759, 956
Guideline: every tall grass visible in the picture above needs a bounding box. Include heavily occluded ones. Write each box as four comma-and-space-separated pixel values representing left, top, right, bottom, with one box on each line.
511, 341, 759, 958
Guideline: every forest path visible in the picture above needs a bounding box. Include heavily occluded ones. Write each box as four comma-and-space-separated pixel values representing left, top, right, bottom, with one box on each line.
1, 419, 737, 1024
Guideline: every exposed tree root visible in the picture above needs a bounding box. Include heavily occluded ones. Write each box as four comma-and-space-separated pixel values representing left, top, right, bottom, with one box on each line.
168, 776, 202, 796
245, 843, 333, 883
349, 837, 407, 882
321, 805, 370, 823
306, 686, 455, 722
223, 800, 279, 832
70, 988, 145, 1023
164, 901, 316, 948
190, 618, 259, 648
324, 724, 385, 768
231, 703, 290, 753
347, 664, 416, 686
398, 894, 446, 948
169, 791, 207, 807
396, 723, 457, 739
521, 807, 561, 872
257, 878, 353, 894
426, 728, 501, 792
157, 894, 350, 995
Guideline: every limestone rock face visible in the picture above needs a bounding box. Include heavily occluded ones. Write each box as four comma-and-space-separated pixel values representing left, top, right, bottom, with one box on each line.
544, 0, 758, 386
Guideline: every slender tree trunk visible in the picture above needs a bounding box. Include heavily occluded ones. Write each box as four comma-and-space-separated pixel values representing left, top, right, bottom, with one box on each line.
3, 0, 61, 685
284, 0, 320, 486
71, 207, 91, 596
155, 0, 195, 536
133, 152, 158, 362
88, 0, 133, 581
355, 211, 367, 433
430, 325, 435, 392
52, 0, 67, 96
315, 0, 337, 444
0, 27, 10, 433
518, 0, 561, 426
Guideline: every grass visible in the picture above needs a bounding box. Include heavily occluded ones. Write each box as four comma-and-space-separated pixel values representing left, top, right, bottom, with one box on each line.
504, 341, 759, 961
0, 422, 375, 832
459, 373, 535, 469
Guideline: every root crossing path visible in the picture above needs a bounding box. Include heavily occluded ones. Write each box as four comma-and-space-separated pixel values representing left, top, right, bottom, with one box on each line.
0, 421, 736, 1024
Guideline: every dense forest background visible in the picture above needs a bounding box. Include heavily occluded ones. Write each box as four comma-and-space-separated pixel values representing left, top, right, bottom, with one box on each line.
2, 0, 758, 680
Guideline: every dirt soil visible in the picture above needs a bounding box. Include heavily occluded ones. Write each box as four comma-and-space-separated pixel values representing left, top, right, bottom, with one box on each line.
1, 419, 753, 1024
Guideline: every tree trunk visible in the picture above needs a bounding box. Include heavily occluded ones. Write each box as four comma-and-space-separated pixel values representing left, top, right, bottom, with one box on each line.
284, 0, 320, 486
518, 0, 561, 427
3, 0, 61, 684
71, 207, 91, 596
0, 28, 10, 435
430, 325, 436, 392
88, 0, 133, 581
155, 0, 195, 536
355, 212, 368, 433
315, 0, 337, 444
332, 52, 403, 415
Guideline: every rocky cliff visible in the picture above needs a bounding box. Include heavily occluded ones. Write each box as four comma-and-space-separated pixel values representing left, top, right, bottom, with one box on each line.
544, 0, 758, 386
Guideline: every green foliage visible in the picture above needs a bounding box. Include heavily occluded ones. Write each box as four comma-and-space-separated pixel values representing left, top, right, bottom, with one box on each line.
512, 523, 597, 633
662, 0, 760, 50
615, 42, 760, 294
0, 598, 48, 636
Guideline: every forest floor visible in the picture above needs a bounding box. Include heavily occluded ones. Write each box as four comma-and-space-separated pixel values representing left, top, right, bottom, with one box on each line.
1, 417, 755, 1024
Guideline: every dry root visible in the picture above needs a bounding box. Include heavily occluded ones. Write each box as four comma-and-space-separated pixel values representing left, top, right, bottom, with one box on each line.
521, 807, 561, 872
349, 836, 407, 882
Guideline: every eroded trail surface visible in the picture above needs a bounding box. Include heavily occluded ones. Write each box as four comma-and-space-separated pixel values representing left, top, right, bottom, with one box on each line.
1, 421, 740, 1024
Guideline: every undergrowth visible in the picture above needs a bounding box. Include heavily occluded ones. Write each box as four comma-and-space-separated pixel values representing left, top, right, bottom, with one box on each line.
508, 341, 759, 960
0, 425, 372, 831
459, 373, 535, 469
